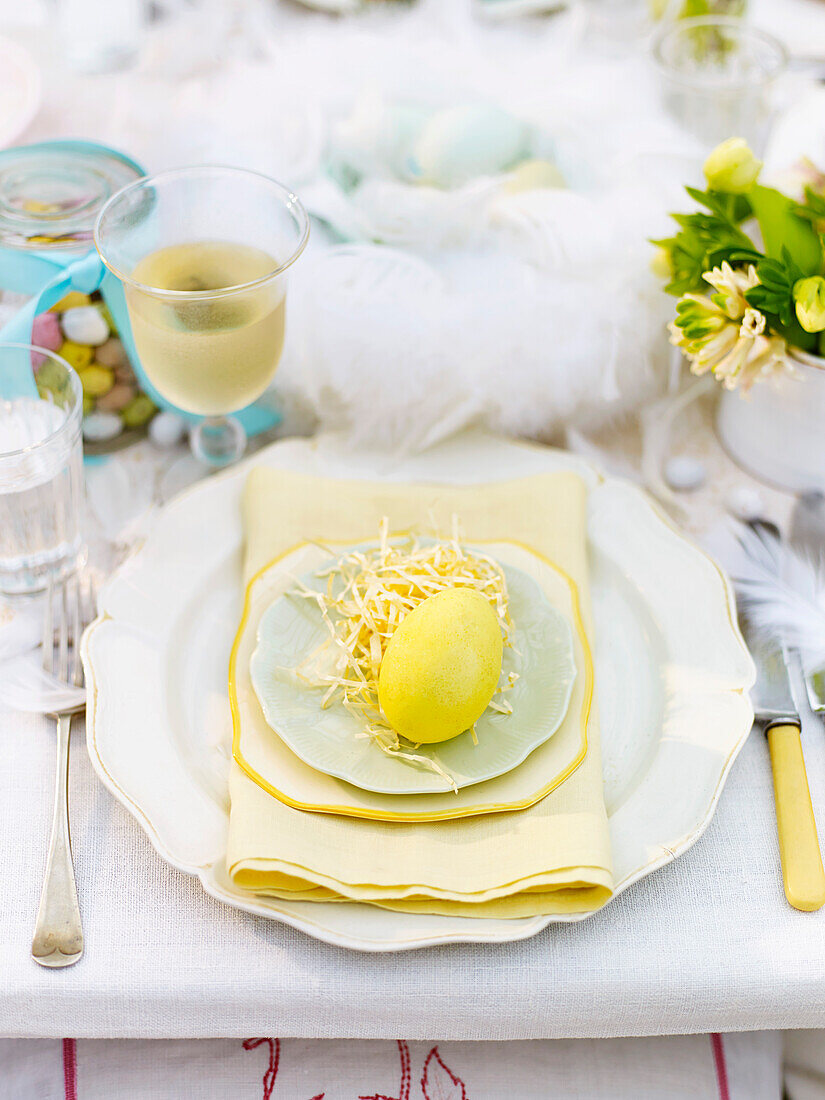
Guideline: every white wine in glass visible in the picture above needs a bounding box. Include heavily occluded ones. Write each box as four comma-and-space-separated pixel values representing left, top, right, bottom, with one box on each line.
129, 241, 286, 416
94, 167, 309, 466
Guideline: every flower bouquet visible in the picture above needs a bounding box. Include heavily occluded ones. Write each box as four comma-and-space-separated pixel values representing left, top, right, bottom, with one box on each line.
655, 138, 825, 489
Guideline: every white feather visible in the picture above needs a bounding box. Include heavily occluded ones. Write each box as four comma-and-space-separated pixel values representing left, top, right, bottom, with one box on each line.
723, 521, 825, 675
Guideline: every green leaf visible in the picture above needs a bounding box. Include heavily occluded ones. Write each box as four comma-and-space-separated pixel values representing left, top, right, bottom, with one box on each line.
748, 185, 823, 273
725, 247, 765, 268
655, 187, 759, 296
685, 187, 752, 224
771, 316, 818, 350
794, 186, 825, 228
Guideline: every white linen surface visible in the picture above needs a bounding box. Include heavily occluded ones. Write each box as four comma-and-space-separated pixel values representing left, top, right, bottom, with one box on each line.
0, 1033, 783, 1099
3, 0, 825, 1053
2, 706, 825, 1040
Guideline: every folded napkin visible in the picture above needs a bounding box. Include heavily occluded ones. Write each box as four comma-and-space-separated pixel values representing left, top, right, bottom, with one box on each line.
226, 468, 613, 917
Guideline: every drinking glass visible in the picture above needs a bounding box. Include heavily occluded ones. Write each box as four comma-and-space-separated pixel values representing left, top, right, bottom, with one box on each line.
652, 17, 788, 153
0, 344, 84, 595
94, 166, 309, 466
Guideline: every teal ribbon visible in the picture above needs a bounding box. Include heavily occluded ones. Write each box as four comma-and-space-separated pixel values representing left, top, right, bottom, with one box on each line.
0, 251, 105, 399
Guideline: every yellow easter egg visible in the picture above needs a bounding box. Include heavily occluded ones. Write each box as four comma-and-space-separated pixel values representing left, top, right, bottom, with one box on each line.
378, 588, 503, 744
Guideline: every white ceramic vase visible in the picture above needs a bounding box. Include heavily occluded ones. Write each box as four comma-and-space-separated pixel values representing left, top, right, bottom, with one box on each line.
716, 349, 825, 492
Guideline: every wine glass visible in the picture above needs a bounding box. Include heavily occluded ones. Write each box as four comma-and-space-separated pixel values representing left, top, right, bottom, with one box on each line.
94, 166, 309, 466
652, 17, 788, 154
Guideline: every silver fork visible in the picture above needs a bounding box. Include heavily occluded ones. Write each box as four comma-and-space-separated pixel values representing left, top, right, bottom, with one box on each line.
31, 575, 94, 968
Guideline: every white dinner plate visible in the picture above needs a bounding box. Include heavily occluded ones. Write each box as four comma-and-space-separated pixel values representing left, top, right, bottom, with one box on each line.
249, 544, 577, 795
82, 431, 755, 951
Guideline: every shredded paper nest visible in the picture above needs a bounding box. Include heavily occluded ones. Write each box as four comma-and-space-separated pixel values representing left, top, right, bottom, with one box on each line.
290, 518, 517, 788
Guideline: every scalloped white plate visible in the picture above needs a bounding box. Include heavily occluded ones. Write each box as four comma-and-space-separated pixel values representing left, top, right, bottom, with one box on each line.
82, 431, 755, 951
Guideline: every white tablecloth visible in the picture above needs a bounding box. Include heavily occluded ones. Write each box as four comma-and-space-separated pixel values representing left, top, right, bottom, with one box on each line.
3, 0, 825, 1050
3, 689, 825, 1040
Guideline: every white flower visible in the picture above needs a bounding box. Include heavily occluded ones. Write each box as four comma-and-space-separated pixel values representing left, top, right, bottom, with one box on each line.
740, 308, 766, 338
670, 264, 788, 392
703, 262, 759, 320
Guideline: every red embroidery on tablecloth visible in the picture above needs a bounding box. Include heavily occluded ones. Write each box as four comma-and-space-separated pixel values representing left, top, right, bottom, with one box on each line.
243, 1038, 280, 1100
242, 1037, 325, 1100
710, 1033, 731, 1100
420, 1046, 468, 1100
62, 1038, 78, 1100
359, 1038, 412, 1100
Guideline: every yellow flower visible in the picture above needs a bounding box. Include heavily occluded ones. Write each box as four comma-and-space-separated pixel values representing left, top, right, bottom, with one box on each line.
794, 276, 825, 333
704, 138, 762, 194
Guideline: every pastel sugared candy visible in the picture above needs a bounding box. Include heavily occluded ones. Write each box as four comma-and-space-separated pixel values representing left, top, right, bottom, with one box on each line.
82, 410, 122, 442
115, 363, 136, 385
35, 358, 67, 396
50, 291, 91, 313
95, 337, 126, 369
96, 382, 136, 413
31, 312, 63, 353
725, 486, 764, 522
121, 394, 156, 429
61, 305, 110, 347
664, 456, 706, 492
78, 364, 115, 397
58, 340, 93, 370
149, 410, 186, 447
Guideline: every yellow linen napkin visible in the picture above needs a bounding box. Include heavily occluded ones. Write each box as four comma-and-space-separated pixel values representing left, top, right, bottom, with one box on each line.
226, 468, 613, 917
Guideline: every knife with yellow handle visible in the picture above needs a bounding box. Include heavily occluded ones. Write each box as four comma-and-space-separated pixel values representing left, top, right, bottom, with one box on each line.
739, 520, 825, 912
766, 722, 825, 911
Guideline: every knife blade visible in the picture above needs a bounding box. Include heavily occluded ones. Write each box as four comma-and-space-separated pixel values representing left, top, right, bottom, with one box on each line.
739, 520, 825, 911
789, 491, 825, 716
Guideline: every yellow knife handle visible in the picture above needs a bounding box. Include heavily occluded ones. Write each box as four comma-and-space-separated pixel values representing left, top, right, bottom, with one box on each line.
767, 723, 825, 912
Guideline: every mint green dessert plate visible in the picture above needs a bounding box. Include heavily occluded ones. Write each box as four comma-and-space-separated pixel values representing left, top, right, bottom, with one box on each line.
249, 544, 577, 795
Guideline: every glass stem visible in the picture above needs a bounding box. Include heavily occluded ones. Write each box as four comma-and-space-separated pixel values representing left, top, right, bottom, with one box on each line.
189, 414, 247, 467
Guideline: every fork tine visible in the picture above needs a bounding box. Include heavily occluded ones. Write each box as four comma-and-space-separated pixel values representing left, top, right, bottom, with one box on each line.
42, 578, 54, 676
57, 581, 69, 684
71, 577, 83, 688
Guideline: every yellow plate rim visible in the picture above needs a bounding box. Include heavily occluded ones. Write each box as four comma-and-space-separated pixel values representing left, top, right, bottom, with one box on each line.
229, 535, 593, 823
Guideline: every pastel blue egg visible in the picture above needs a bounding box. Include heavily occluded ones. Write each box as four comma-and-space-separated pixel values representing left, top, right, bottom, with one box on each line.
410, 105, 531, 188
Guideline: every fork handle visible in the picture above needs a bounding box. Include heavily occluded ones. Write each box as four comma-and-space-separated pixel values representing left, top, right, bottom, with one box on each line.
32, 714, 83, 967
767, 723, 825, 912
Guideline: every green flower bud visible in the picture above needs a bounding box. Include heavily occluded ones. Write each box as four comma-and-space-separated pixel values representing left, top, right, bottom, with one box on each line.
794, 276, 825, 333
703, 138, 762, 194
650, 245, 672, 281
